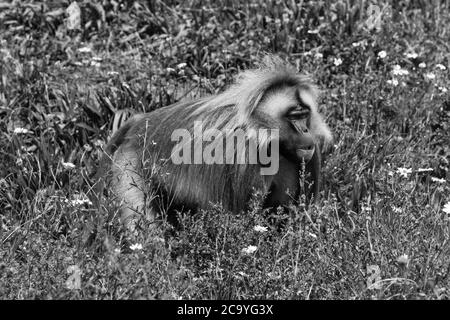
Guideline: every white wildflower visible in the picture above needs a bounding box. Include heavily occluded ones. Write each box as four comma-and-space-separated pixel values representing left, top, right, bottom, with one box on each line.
387, 78, 399, 86
405, 52, 418, 59
392, 65, 409, 76
314, 52, 323, 59
166, 67, 176, 73
418, 62, 426, 68
396, 167, 412, 178
78, 46, 92, 53
130, 243, 143, 251
62, 162, 76, 170
438, 87, 448, 93
93, 139, 104, 147
253, 225, 268, 233
435, 64, 446, 71
107, 71, 119, 76
308, 232, 317, 239
443, 202, 450, 215
425, 73, 436, 80
392, 206, 403, 213
13, 127, 32, 134
90, 61, 101, 68
377, 50, 387, 59
417, 168, 433, 173
70, 198, 92, 206
241, 245, 258, 255
176, 62, 187, 69
431, 177, 446, 183
333, 58, 343, 66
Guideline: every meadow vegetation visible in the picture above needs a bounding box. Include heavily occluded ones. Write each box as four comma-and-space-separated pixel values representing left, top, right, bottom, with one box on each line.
0, 0, 449, 299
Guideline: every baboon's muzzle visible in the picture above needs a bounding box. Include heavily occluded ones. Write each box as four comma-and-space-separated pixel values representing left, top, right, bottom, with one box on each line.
295, 130, 316, 162
282, 132, 316, 163
296, 144, 315, 162
290, 120, 316, 162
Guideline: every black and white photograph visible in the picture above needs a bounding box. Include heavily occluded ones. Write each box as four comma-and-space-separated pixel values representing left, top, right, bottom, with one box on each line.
0, 0, 449, 302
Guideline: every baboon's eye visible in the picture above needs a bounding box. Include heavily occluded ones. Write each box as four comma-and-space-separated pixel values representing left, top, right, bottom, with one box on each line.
287, 107, 310, 120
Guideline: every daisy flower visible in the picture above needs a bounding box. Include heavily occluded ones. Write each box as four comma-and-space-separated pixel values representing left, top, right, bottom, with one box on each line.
242, 245, 258, 255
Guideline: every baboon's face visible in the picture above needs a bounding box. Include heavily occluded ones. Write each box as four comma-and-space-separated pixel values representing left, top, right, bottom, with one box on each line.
259, 86, 316, 163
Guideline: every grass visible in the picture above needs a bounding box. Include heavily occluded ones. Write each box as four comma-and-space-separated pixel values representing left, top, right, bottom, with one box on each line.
0, 0, 449, 299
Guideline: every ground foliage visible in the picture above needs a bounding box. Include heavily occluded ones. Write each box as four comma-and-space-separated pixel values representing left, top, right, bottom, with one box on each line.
0, 0, 449, 299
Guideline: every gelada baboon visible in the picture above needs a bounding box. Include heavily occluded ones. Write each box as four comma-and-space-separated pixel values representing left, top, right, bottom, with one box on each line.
94, 56, 332, 230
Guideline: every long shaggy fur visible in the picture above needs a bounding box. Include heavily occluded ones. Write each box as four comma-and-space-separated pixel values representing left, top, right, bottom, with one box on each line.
94, 55, 332, 223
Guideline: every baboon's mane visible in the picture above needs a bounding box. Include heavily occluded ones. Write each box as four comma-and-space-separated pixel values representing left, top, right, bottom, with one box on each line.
147, 56, 320, 212
190, 55, 318, 132
107, 56, 329, 215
